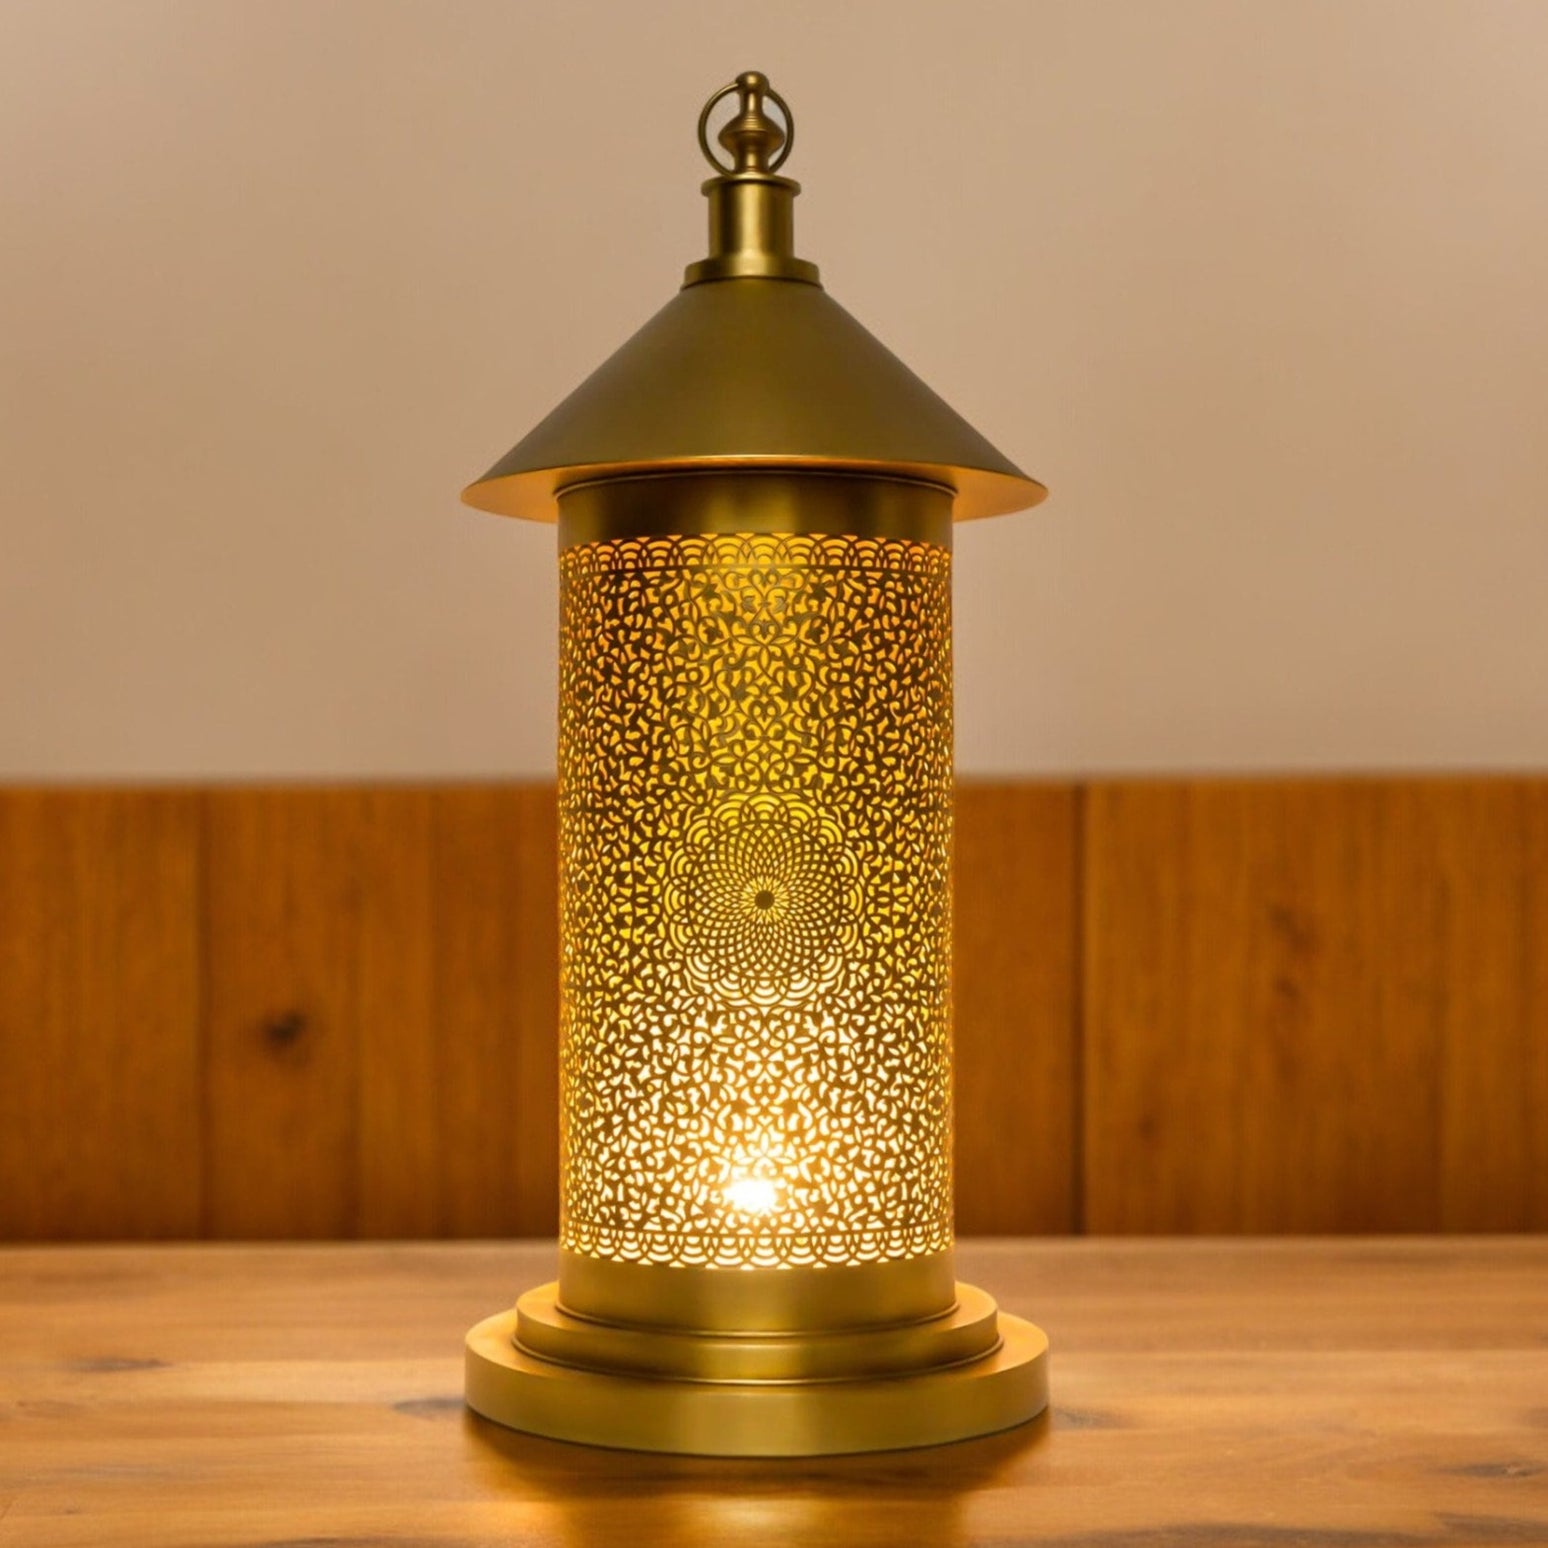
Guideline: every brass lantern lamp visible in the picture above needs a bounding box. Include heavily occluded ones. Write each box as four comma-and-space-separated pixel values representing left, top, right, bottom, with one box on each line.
462, 72, 1050, 1456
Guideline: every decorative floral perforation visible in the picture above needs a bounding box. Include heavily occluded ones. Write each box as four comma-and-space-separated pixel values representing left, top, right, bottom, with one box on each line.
558, 532, 953, 1267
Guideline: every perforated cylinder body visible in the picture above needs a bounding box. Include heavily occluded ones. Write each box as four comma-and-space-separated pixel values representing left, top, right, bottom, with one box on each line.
553, 470, 956, 1332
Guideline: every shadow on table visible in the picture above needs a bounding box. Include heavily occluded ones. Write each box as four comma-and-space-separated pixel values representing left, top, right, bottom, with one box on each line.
463, 1409, 1048, 1547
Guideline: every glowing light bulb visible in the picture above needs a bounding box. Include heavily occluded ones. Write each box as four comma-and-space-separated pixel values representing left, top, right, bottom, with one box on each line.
726, 1176, 781, 1215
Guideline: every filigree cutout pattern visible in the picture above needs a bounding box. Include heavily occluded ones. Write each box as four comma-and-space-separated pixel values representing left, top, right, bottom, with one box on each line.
667, 795, 862, 1007
558, 531, 953, 1268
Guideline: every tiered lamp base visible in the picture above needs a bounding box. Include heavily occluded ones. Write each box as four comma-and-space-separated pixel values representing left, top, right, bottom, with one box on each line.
464, 1282, 1049, 1457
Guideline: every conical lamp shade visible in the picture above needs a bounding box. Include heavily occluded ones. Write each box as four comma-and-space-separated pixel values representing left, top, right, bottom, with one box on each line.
462, 276, 1046, 523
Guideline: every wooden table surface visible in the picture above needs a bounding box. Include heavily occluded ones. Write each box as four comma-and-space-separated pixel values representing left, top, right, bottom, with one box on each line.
1, 1239, 1546, 1547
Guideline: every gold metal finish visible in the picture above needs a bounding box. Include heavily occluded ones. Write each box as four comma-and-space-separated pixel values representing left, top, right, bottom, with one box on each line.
463, 280, 1044, 523
557, 475, 953, 1273
518, 1279, 1001, 1380
697, 73, 795, 177
557, 468, 953, 549
462, 71, 1051, 1455
684, 181, 819, 286
556, 1249, 957, 1333
465, 1304, 1049, 1457
461, 68, 1046, 524
685, 72, 817, 286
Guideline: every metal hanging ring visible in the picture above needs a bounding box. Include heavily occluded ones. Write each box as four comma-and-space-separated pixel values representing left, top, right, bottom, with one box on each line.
696, 80, 795, 176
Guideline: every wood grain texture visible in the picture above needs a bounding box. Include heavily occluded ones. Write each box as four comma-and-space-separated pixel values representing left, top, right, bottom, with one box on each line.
0, 1239, 1545, 1546
201, 785, 560, 1240
429, 785, 559, 1238
204, 787, 436, 1237
5, 778, 1548, 1241
1435, 781, 1548, 1231
1083, 778, 1548, 1233
0, 789, 202, 1240
952, 782, 1078, 1234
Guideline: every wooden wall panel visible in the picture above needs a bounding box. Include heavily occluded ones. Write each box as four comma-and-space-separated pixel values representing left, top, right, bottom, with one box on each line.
0, 790, 202, 1239
204, 788, 436, 1238
350, 793, 441, 1239
202, 785, 560, 1240
1082, 778, 1548, 1234
4, 778, 1547, 1240
953, 782, 1078, 1234
428, 786, 558, 1238
1434, 781, 1548, 1230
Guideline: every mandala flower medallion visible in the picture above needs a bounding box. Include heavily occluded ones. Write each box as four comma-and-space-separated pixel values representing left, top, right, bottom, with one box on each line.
666, 795, 863, 1006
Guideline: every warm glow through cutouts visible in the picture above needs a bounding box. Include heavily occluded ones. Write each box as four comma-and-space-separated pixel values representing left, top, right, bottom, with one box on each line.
558, 531, 953, 1268
725, 1176, 782, 1215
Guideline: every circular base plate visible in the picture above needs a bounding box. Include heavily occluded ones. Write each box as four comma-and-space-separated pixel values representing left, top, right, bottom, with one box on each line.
465, 1292, 1049, 1457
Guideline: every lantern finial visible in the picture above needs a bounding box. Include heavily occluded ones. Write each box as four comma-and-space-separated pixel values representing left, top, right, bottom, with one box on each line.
700, 71, 792, 177
687, 72, 816, 287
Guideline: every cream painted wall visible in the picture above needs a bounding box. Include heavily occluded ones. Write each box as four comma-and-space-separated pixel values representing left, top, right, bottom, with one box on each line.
2, 0, 1545, 777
